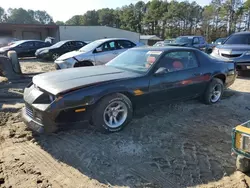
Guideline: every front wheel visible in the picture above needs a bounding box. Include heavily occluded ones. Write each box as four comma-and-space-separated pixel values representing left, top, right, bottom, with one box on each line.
202, 78, 224, 104
91, 93, 133, 133
236, 155, 250, 173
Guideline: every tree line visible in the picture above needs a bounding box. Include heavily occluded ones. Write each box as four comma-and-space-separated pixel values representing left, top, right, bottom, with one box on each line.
0, 7, 54, 24
1, 0, 250, 42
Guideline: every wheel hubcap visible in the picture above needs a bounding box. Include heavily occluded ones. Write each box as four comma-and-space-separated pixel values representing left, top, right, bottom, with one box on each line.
52, 54, 59, 60
103, 101, 128, 128
210, 84, 222, 103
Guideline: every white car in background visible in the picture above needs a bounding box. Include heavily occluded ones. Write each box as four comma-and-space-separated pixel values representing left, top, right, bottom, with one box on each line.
54, 38, 142, 69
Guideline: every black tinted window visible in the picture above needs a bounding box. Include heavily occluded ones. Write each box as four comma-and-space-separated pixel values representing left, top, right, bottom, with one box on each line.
19, 42, 34, 47
35, 41, 45, 47
117, 40, 136, 49
224, 34, 250, 45
76, 41, 85, 46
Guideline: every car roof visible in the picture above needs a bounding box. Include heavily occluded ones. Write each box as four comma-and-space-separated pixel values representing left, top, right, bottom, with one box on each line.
131, 46, 199, 51
233, 31, 250, 35
17, 40, 45, 43
178, 36, 203, 38
96, 38, 132, 42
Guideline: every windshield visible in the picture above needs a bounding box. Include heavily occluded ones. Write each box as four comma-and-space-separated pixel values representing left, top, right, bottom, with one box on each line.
79, 40, 103, 52
51, 41, 67, 48
175, 37, 192, 44
224, 34, 250, 45
106, 49, 163, 73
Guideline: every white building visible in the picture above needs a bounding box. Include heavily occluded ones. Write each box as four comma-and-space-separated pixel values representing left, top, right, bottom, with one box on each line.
0, 24, 140, 44
59, 26, 140, 43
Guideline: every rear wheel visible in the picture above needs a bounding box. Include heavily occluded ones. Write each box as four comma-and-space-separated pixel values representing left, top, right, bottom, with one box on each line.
91, 93, 133, 133
202, 78, 224, 104
52, 53, 60, 61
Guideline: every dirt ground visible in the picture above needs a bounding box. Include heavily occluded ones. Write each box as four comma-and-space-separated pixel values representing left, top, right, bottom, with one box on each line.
1, 59, 250, 188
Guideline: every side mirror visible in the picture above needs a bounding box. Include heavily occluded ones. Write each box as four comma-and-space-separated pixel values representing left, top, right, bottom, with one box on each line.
96, 47, 102, 52
154, 67, 168, 75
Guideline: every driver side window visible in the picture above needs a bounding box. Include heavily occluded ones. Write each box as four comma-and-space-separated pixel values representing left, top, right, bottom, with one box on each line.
95, 41, 116, 53
158, 51, 198, 72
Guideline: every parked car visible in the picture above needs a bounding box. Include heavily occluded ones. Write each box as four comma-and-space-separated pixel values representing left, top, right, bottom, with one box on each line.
54, 38, 138, 69
206, 37, 227, 54
211, 32, 250, 75
0, 40, 50, 57
22, 46, 236, 133
35, 40, 87, 61
0, 37, 19, 48
167, 36, 209, 53
153, 39, 175, 47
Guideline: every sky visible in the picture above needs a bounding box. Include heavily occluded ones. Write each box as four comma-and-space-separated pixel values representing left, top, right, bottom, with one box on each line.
1, 0, 210, 22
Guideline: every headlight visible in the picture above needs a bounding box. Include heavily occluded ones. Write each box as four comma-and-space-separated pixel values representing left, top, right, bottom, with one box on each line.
245, 51, 250, 56
213, 47, 219, 55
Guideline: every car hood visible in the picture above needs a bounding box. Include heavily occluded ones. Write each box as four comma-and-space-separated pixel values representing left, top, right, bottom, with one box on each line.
56, 50, 87, 61
33, 65, 140, 95
217, 44, 250, 51
166, 43, 190, 46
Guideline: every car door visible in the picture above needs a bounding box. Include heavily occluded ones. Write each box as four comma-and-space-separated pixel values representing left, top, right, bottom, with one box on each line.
93, 41, 118, 65
26, 41, 38, 57
60, 42, 72, 54
149, 50, 206, 103
17, 41, 34, 57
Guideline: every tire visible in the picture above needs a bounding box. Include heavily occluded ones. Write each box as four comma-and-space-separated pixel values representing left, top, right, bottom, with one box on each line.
202, 78, 224, 104
236, 155, 250, 173
51, 53, 60, 61
7, 51, 22, 74
74, 61, 93, 67
91, 93, 133, 133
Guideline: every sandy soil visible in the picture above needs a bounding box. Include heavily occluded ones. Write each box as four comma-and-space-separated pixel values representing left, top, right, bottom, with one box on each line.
0, 60, 250, 188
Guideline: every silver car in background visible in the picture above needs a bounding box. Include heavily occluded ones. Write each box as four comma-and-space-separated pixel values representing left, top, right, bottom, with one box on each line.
54, 38, 140, 69
211, 32, 250, 74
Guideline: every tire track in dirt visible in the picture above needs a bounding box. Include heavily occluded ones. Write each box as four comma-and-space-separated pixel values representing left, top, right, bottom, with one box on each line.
12, 140, 92, 188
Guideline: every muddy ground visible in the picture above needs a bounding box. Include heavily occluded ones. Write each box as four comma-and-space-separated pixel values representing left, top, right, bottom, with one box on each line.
0, 59, 250, 188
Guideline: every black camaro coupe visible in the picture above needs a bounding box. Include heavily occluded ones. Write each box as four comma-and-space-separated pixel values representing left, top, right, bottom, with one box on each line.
22, 47, 236, 133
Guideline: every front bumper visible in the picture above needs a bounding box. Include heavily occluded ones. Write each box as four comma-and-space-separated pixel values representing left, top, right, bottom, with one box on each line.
22, 107, 45, 133
211, 52, 250, 71
35, 53, 50, 60
22, 104, 59, 133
